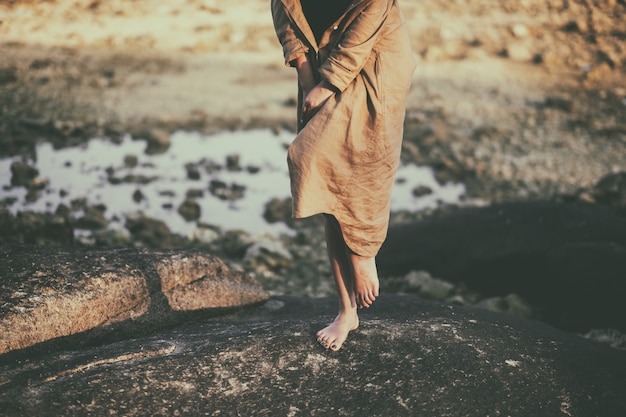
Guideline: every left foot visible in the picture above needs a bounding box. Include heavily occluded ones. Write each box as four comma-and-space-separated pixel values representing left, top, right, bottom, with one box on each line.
316, 311, 359, 351
350, 254, 379, 308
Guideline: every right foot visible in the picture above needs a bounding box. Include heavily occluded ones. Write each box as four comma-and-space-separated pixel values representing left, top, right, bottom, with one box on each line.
350, 254, 379, 308
316, 312, 359, 351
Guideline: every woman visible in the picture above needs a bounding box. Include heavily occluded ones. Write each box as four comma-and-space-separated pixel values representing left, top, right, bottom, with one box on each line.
271, 0, 416, 351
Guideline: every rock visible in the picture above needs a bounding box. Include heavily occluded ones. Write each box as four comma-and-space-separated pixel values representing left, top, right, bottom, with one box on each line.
141, 128, 171, 155
187, 225, 220, 244
401, 270, 454, 301
74, 205, 107, 230
562, 19, 589, 33
412, 185, 433, 197
225, 154, 242, 171
132, 188, 144, 203
592, 171, 626, 207
125, 214, 174, 247
378, 202, 626, 332
263, 197, 292, 224
209, 179, 246, 201
177, 199, 201, 221
0, 295, 624, 416
244, 235, 293, 273
108, 173, 157, 185
10, 161, 39, 187
185, 163, 201, 180
0, 211, 74, 245
123, 154, 139, 168
185, 188, 204, 199
476, 293, 534, 319
0, 245, 268, 355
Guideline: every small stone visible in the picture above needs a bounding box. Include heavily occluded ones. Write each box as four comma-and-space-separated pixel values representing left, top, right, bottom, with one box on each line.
412, 185, 434, 198
209, 180, 246, 201
186, 189, 204, 199
124, 155, 139, 168
178, 199, 201, 221
403, 270, 454, 301
159, 190, 176, 197
10, 162, 39, 187
592, 172, 626, 207
476, 294, 533, 319
125, 214, 172, 246
188, 226, 220, 244
244, 236, 293, 273
562, 19, 588, 33
263, 197, 292, 224
132, 189, 145, 203
74, 206, 108, 230
142, 128, 171, 155
226, 154, 242, 171
186, 164, 201, 180
246, 165, 261, 174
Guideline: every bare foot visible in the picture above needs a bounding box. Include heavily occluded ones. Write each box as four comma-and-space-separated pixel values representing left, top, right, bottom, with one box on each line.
316, 312, 359, 351
350, 254, 379, 308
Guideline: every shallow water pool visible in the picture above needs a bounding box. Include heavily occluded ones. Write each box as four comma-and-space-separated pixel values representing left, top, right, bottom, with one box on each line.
0, 129, 465, 237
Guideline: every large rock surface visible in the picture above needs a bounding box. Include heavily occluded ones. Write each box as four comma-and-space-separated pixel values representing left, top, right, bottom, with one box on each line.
0, 245, 268, 355
0, 295, 624, 417
378, 202, 626, 332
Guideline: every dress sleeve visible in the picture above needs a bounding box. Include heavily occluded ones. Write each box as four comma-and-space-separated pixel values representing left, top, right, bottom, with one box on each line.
271, 0, 310, 67
319, 0, 390, 92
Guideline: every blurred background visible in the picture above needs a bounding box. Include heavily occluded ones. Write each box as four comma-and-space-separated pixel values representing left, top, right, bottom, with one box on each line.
1, 0, 625, 343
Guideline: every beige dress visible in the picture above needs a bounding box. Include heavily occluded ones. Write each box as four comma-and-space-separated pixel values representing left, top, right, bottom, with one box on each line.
272, 0, 416, 256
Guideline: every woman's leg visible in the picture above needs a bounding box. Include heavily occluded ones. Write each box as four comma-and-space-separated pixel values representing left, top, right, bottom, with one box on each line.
316, 214, 359, 351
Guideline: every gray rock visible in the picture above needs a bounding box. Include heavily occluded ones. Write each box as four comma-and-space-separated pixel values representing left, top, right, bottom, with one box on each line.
0, 245, 268, 355
9, 161, 39, 187
185, 163, 201, 180
402, 270, 454, 301
123, 154, 139, 168
177, 198, 201, 222
225, 153, 242, 171
0, 295, 624, 416
263, 196, 292, 224
592, 171, 626, 207
208, 179, 246, 201
74, 205, 107, 230
125, 213, 174, 247
476, 293, 534, 319
412, 185, 433, 197
141, 128, 171, 155
244, 235, 293, 273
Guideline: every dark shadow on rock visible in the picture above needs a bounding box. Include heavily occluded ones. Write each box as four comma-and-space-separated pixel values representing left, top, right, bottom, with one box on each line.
0, 295, 624, 417
378, 201, 626, 332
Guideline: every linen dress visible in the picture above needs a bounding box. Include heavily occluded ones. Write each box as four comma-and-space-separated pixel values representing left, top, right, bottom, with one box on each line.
271, 0, 416, 257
